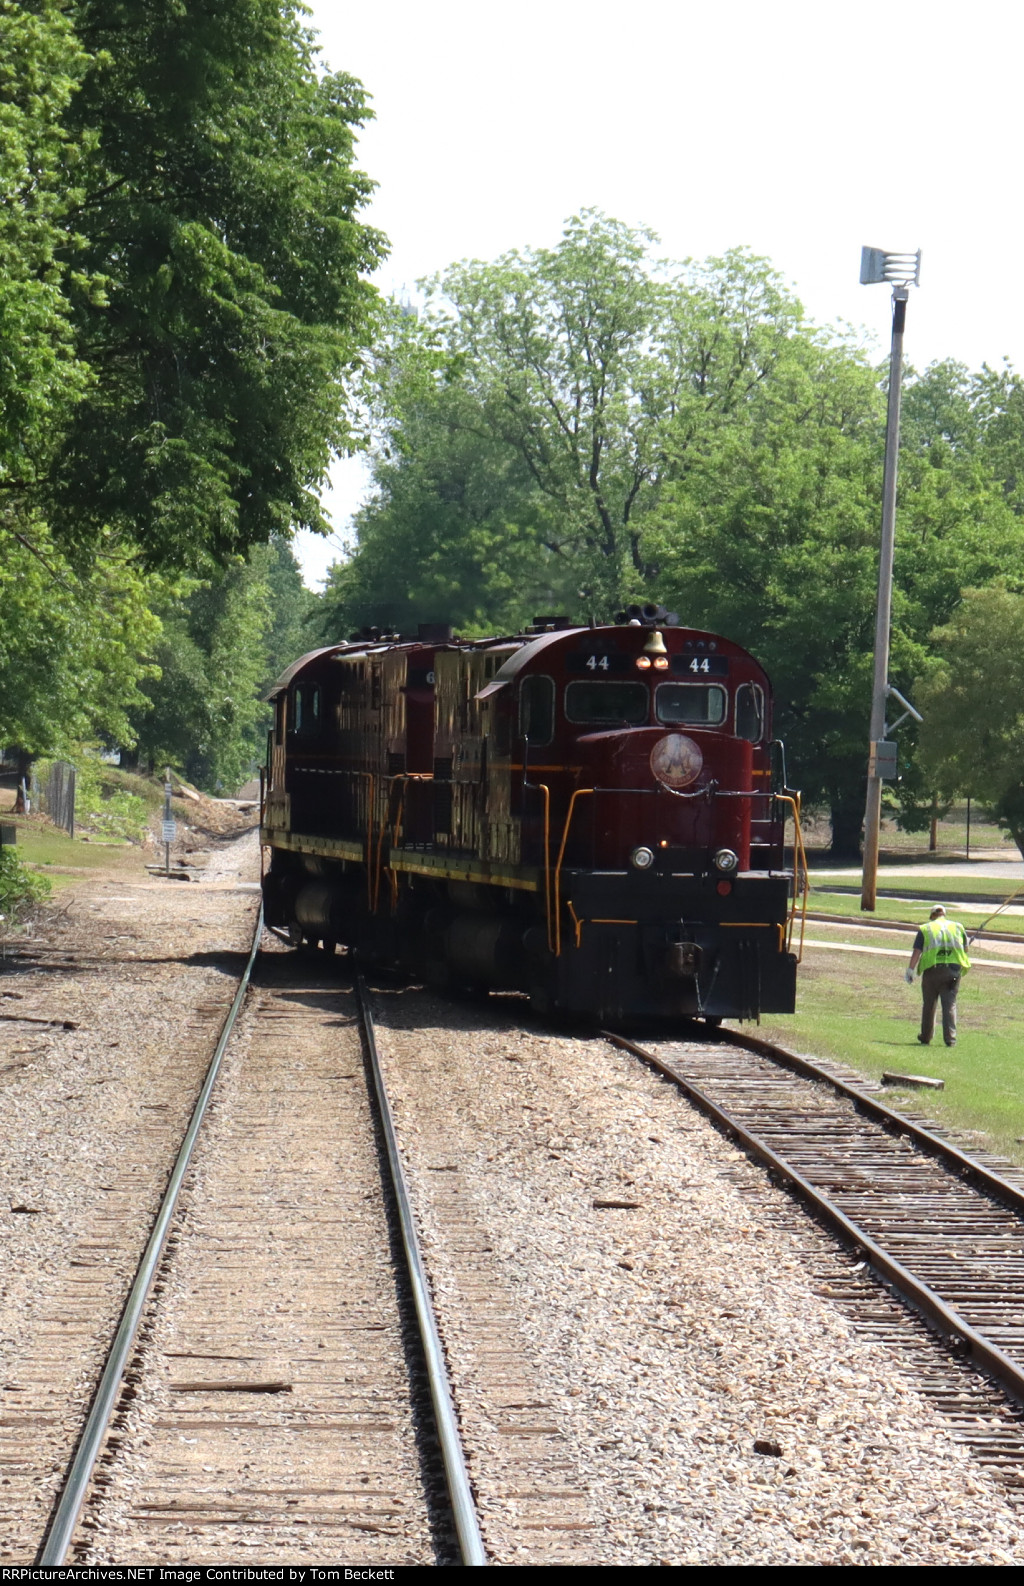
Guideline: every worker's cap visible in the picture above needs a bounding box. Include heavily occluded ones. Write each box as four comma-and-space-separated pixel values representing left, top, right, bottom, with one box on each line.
929, 905, 946, 919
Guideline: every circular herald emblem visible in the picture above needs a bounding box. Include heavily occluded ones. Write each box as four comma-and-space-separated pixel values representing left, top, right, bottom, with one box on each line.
650, 733, 703, 790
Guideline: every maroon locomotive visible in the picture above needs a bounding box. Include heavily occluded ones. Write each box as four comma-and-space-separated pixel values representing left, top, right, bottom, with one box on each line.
260, 609, 805, 1023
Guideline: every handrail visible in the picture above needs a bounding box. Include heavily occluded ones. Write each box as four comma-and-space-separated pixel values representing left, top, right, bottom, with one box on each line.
536, 783, 553, 952
774, 792, 808, 958
338, 769, 375, 907
373, 773, 435, 914
552, 788, 594, 956
552, 781, 801, 957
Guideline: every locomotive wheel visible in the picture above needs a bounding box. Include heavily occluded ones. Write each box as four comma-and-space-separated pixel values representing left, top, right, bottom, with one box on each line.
286, 922, 303, 949
454, 982, 490, 1003
703, 1015, 722, 1027
528, 982, 554, 1017
422, 954, 453, 994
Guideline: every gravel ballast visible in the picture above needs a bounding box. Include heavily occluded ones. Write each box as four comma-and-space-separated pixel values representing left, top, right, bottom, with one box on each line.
4, 830, 1024, 1565
0, 831, 260, 1561
371, 988, 1024, 1565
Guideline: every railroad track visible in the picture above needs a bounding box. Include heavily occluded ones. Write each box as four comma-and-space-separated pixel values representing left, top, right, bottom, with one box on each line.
35, 930, 485, 1566
605, 1025, 1024, 1492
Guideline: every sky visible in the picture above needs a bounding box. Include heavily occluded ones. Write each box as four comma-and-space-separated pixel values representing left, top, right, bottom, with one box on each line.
295, 0, 1024, 587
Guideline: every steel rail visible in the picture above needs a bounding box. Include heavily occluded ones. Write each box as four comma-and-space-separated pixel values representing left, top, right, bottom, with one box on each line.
711, 1024, 1024, 1218
37, 902, 265, 1565
355, 975, 488, 1568
604, 1030, 1024, 1410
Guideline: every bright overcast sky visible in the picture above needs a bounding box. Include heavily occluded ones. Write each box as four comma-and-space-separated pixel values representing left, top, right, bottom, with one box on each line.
295, 0, 1023, 586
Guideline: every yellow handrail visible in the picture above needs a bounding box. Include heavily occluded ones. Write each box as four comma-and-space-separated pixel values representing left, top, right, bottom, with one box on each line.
553, 788, 594, 956
373, 772, 434, 914
347, 771, 375, 908
536, 782, 553, 953
774, 793, 808, 960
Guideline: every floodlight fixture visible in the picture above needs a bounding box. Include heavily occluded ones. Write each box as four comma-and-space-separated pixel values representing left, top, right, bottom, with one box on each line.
860, 246, 921, 288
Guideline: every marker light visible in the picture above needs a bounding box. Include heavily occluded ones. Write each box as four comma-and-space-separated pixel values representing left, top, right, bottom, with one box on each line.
653, 655, 669, 669
635, 655, 651, 670
713, 848, 739, 874
631, 846, 655, 870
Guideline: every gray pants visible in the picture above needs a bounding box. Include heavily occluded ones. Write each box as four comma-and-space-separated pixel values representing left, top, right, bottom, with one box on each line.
921, 964, 961, 1046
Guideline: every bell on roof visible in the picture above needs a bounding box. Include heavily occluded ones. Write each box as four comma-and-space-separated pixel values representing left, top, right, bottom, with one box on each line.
643, 630, 668, 657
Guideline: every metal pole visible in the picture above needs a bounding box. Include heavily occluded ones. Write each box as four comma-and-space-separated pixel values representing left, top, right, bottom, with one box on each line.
164, 766, 172, 879
861, 286, 909, 911
966, 795, 971, 860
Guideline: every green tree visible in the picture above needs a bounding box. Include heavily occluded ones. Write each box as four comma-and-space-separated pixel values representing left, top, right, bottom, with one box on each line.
263, 537, 315, 684
329, 218, 1024, 856
916, 585, 1024, 858
0, 0, 93, 553
0, 524, 162, 752
319, 386, 555, 639
326, 220, 818, 633
40, 0, 385, 571
648, 350, 1024, 855
132, 551, 272, 792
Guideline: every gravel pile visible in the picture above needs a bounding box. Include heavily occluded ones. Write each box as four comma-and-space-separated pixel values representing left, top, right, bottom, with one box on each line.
372, 990, 1024, 1565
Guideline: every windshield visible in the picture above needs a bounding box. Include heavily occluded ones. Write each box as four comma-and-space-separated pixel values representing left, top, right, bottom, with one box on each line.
655, 683, 727, 726
565, 681, 650, 725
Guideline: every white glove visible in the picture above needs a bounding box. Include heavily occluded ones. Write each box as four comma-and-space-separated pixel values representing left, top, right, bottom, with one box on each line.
904, 967, 914, 984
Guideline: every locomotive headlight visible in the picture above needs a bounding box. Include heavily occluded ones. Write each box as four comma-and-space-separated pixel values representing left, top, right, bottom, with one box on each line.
631, 845, 655, 870
635, 655, 652, 670
713, 848, 739, 874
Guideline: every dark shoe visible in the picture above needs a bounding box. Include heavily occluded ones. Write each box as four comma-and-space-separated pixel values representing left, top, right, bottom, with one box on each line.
945, 1039, 956, 1047
917, 1035, 930, 1045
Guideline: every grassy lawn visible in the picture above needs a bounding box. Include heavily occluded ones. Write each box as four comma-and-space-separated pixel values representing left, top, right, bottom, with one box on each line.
744, 939, 1024, 1165
3, 816, 143, 889
817, 873, 1022, 898
806, 886, 1024, 937
802, 800, 1019, 857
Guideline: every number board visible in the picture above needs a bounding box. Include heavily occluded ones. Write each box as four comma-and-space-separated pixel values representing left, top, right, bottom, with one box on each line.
670, 654, 729, 677
565, 651, 631, 675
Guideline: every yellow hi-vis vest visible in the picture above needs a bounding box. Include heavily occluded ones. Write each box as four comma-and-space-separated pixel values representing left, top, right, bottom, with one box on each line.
919, 918, 971, 974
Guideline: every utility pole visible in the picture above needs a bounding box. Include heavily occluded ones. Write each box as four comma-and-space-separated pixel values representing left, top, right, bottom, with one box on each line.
858, 248, 921, 911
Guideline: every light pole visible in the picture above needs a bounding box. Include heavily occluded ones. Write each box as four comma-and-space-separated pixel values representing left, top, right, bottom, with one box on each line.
859, 246, 922, 911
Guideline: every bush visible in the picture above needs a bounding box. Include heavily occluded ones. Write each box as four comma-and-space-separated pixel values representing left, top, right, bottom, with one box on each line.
75, 757, 150, 842
0, 848, 52, 923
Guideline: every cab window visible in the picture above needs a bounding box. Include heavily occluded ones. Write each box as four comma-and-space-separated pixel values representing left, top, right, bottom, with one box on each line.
565, 681, 649, 725
655, 683, 726, 726
292, 682, 321, 735
735, 682, 764, 742
519, 675, 555, 745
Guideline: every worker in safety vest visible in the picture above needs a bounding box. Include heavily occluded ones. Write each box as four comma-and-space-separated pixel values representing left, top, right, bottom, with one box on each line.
905, 905, 970, 1047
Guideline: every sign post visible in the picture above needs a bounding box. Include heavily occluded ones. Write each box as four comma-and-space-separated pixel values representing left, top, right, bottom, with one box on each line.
162, 768, 176, 878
